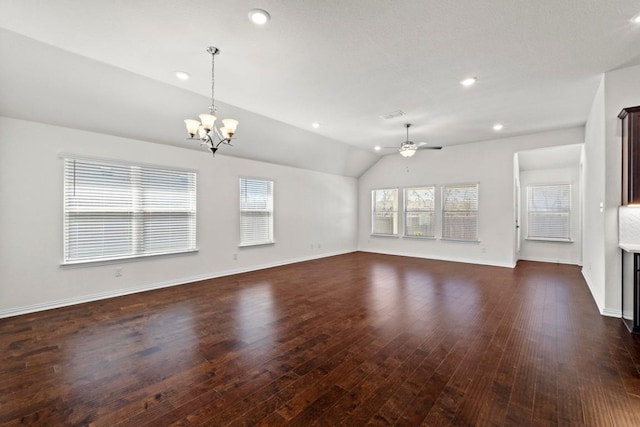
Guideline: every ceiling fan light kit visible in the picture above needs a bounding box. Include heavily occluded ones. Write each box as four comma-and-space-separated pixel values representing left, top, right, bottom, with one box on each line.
399, 142, 418, 157
183, 46, 239, 157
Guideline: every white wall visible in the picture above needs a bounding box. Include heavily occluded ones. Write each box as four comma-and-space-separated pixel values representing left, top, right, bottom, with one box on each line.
602, 63, 640, 316
357, 127, 585, 268
582, 63, 640, 317
518, 167, 581, 265
583, 76, 607, 313
0, 117, 358, 317
513, 154, 521, 260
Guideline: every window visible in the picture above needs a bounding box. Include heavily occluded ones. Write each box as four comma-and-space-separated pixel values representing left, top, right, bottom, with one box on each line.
371, 188, 399, 235
239, 178, 274, 246
527, 184, 571, 241
442, 183, 478, 241
63, 158, 197, 264
404, 186, 436, 238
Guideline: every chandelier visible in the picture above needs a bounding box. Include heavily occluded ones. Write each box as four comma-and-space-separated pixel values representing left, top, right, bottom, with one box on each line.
184, 47, 238, 156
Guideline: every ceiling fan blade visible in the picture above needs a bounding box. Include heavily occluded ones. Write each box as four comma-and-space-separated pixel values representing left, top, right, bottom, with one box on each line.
418, 146, 442, 150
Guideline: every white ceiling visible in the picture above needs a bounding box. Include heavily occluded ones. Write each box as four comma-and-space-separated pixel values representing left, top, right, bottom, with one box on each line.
1, 1, 640, 175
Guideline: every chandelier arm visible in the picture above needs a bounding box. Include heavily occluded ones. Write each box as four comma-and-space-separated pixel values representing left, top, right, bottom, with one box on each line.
201, 133, 213, 147
213, 126, 223, 140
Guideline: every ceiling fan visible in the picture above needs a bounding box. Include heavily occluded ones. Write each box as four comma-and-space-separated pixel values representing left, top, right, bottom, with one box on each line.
386, 123, 442, 157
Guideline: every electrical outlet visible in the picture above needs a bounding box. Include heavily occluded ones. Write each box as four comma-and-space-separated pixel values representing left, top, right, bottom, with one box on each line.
115, 267, 122, 277
317, 243, 321, 248
310, 244, 314, 249
233, 253, 238, 261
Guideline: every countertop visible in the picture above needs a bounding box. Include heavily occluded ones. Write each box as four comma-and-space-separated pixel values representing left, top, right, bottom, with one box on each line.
619, 243, 640, 252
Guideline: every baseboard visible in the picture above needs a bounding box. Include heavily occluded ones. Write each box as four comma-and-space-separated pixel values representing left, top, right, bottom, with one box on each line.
602, 308, 622, 318
0, 249, 356, 319
357, 248, 516, 268
517, 256, 580, 265
581, 268, 602, 312
580, 268, 615, 317
204, 249, 356, 280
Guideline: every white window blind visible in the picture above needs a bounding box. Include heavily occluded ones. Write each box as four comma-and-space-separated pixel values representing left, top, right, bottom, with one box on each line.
372, 188, 399, 235
239, 178, 274, 246
63, 158, 197, 264
527, 184, 571, 241
442, 183, 478, 241
404, 186, 436, 238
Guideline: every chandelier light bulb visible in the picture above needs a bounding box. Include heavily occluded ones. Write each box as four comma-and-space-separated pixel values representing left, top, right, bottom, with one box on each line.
198, 126, 208, 140
198, 113, 216, 131
222, 119, 239, 135
184, 119, 200, 137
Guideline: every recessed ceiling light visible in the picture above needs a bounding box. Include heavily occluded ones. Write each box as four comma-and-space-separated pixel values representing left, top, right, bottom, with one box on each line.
374, 146, 382, 151
175, 71, 190, 81
460, 77, 477, 87
248, 8, 271, 25
493, 123, 504, 131
312, 122, 320, 129
632, 14, 640, 24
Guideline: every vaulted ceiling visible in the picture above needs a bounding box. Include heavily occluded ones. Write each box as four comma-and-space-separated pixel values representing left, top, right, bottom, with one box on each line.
1, 1, 639, 176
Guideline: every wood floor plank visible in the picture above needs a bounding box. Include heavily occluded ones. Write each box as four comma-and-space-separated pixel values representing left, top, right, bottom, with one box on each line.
1, 253, 640, 426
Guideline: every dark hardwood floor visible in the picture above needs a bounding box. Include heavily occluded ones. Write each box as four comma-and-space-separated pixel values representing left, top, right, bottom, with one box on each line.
2, 252, 640, 426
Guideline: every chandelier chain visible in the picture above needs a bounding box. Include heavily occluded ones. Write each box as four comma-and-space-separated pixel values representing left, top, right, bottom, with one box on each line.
210, 49, 216, 113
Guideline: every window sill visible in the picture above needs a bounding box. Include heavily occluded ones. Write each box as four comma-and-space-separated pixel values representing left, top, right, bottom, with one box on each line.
403, 236, 436, 240
239, 241, 275, 248
370, 234, 400, 238
61, 248, 199, 268
525, 238, 573, 243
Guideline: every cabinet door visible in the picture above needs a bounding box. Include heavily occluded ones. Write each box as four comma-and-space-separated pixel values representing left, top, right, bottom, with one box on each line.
620, 107, 640, 205
636, 253, 640, 330
623, 251, 634, 321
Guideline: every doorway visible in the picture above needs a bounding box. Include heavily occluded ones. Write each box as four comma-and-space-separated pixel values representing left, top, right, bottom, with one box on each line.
514, 144, 584, 265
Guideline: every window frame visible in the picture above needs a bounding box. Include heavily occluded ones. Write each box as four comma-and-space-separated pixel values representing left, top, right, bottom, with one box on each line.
371, 188, 400, 236
441, 183, 479, 242
403, 185, 436, 239
526, 183, 572, 242
239, 177, 275, 247
62, 156, 197, 265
